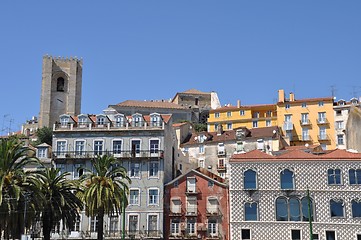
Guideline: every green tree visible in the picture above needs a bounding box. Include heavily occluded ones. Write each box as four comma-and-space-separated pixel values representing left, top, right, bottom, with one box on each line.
0, 138, 40, 239
194, 123, 207, 132
31, 168, 83, 240
34, 126, 53, 145
79, 155, 130, 240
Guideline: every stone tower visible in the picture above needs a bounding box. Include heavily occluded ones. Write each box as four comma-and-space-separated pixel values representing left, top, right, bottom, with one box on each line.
39, 55, 82, 128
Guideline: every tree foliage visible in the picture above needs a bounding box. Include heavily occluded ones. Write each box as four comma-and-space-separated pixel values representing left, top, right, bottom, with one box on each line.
35, 127, 53, 145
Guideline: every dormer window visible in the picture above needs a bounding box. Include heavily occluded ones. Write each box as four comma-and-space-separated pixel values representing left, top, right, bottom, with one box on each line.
351, 98, 359, 105
132, 114, 143, 127
37, 147, 47, 158
115, 114, 125, 127
97, 116, 105, 125
198, 134, 206, 143
150, 114, 161, 127
60, 116, 69, 127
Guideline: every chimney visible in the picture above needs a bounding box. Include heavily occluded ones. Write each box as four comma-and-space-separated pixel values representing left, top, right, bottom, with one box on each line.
237, 100, 241, 108
289, 92, 295, 102
278, 89, 285, 103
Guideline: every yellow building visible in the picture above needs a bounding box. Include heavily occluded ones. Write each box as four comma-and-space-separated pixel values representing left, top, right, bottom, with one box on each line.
208, 101, 277, 132
277, 89, 336, 150
207, 90, 337, 150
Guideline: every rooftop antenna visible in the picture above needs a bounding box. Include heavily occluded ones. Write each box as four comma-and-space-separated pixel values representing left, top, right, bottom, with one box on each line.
330, 85, 336, 99
1, 114, 9, 136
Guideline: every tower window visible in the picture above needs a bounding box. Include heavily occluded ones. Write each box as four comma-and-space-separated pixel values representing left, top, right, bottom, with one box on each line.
57, 77, 65, 92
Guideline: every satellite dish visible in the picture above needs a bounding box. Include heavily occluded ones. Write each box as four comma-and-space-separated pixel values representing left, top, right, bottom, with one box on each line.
305, 143, 309, 148
273, 130, 277, 134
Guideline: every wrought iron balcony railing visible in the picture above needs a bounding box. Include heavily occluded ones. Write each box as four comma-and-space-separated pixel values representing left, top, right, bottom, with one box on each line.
53, 150, 164, 159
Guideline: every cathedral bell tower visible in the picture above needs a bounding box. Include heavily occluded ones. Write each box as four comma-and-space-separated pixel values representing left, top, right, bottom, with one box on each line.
39, 55, 82, 128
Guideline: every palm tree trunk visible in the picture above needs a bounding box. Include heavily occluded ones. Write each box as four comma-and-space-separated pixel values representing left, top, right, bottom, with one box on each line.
42, 212, 52, 240
97, 209, 104, 240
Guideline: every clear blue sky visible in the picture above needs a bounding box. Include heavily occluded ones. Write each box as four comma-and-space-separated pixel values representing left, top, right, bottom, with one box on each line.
1, 1, 360, 134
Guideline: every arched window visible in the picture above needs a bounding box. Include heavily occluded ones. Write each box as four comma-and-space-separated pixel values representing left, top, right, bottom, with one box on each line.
280, 169, 294, 190
244, 202, 258, 221
276, 197, 288, 221
351, 199, 361, 218
57, 77, 65, 92
301, 197, 313, 221
330, 199, 344, 217
349, 169, 361, 185
289, 197, 301, 221
244, 169, 257, 190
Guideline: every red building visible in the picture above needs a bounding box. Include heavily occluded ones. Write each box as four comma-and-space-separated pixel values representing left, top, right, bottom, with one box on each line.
164, 168, 229, 240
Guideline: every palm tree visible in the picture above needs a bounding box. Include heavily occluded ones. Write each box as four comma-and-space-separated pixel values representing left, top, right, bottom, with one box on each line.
0, 138, 41, 239
31, 168, 83, 240
79, 155, 130, 240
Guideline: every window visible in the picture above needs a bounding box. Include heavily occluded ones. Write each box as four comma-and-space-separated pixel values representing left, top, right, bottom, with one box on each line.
186, 219, 196, 235
266, 110, 272, 117
129, 215, 138, 232
252, 112, 259, 118
337, 135, 344, 145
252, 121, 258, 128
171, 219, 180, 235
187, 177, 196, 192
71, 216, 81, 232
131, 140, 141, 156
150, 114, 161, 127
325, 231, 335, 240
301, 113, 309, 124
208, 180, 214, 187
285, 104, 290, 109
115, 115, 125, 127
129, 189, 139, 205
291, 230, 301, 240
244, 169, 257, 190
244, 202, 258, 221
97, 116, 105, 125
241, 229, 250, 240
199, 145, 204, 154
130, 162, 140, 178
186, 196, 197, 214
227, 111, 232, 117
94, 140, 103, 155
318, 112, 326, 123
313, 234, 319, 240
218, 158, 224, 169
330, 199, 344, 217
148, 215, 158, 232
349, 169, 361, 185
240, 110, 245, 116
281, 169, 294, 190
208, 219, 217, 236
207, 197, 218, 213
214, 112, 220, 118
56, 141, 66, 155
73, 164, 84, 179
56, 164, 65, 175
109, 214, 118, 232
148, 189, 159, 205
318, 101, 324, 107
199, 159, 205, 168
90, 217, 98, 232
150, 139, 159, 154
319, 127, 327, 140
149, 162, 159, 177
217, 142, 225, 155
302, 128, 309, 141
336, 110, 342, 116
336, 121, 344, 129
328, 169, 341, 185
352, 200, 361, 218
227, 123, 232, 130
37, 148, 46, 158
132, 114, 143, 127
302, 102, 307, 108
57, 77, 65, 91
78, 116, 87, 126
75, 140, 85, 155
171, 199, 181, 213
276, 196, 313, 222
113, 140, 122, 154
60, 116, 69, 127
214, 123, 219, 131
266, 120, 271, 126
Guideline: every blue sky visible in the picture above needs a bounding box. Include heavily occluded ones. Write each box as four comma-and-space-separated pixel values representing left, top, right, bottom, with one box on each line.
1, 1, 360, 134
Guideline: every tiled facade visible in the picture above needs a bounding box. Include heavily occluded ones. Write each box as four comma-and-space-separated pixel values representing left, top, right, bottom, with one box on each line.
229, 149, 361, 240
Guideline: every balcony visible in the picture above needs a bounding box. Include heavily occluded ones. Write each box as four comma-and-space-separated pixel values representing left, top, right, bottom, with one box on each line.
283, 121, 293, 131
318, 134, 330, 141
52, 150, 164, 160
217, 165, 226, 172
206, 232, 222, 240
317, 118, 329, 125
300, 119, 312, 126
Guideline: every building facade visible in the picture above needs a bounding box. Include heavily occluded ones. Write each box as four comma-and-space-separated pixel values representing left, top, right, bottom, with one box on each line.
164, 168, 229, 240
229, 149, 361, 240
51, 110, 174, 239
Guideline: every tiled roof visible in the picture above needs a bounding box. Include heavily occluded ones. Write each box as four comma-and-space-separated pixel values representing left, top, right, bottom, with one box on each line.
181, 89, 210, 95
181, 126, 278, 146
172, 122, 189, 127
114, 100, 186, 109
279, 96, 334, 104
230, 149, 361, 162
210, 104, 276, 112
165, 167, 227, 186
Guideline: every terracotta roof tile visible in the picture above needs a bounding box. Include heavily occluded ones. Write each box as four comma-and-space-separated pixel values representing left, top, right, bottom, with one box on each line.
114, 100, 186, 109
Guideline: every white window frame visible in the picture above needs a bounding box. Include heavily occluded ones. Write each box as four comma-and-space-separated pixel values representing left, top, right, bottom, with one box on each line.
128, 214, 139, 232
148, 188, 159, 206
56, 140, 67, 156
129, 162, 141, 179
129, 188, 140, 205
75, 140, 85, 156
131, 139, 142, 157
149, 138, 160, 156
147, 214, 159, 232
112, 139, 123, 156
93, 139, 104, 155
37, 147, 46, 158
149, 161, 159, 178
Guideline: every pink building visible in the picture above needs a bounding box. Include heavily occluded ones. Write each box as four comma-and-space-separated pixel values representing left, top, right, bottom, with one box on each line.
164, 168, 229, 240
